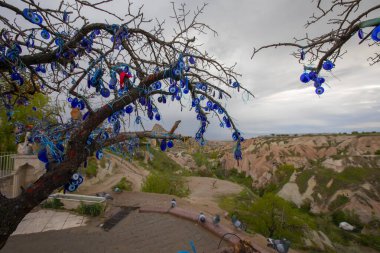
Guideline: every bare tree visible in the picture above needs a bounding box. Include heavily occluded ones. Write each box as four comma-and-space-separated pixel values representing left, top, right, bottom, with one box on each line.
0, 0, 252, 248
251, 1, 380, 79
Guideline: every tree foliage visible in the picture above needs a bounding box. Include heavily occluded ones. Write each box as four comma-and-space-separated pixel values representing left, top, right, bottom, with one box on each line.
0, 0, 252, 248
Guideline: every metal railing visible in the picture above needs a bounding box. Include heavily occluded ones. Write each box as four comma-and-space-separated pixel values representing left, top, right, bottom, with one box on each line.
0, 152, 15, 178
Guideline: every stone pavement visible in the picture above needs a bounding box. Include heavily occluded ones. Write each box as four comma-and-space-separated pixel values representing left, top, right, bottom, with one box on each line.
12, 209, 88, 235
3, 211, 230, 253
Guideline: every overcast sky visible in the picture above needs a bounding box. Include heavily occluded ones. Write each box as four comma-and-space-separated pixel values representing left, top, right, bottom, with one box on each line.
120, 0, 380, 139
5, 0, 380, 140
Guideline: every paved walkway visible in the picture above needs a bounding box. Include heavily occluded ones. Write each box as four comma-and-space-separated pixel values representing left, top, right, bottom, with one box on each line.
12, 209, 88, 235
3, 211, 229, 253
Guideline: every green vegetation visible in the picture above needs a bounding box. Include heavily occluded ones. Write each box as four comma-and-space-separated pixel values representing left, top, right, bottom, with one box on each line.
147, 148, 183, 172
329, 195, 350, 211
375, 150, 380, 155
219, 191, 315, 246
0, 93, 52, 152
255, 164, 295, 196
141, 172, 189, 197
113, 177, 132, 191
295, 169, 314, 194
84, 157, 98, 178
41, 198, 64, 209
76, 202, 104, 217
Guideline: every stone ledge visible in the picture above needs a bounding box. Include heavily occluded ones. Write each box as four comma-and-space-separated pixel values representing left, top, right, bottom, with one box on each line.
139, 206, 269, 253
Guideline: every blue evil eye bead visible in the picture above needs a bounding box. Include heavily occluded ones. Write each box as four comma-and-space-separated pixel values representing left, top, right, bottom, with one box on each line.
56, 142, 64, 153
322, 60, 335, 71
11, 72, 20, 81
96, 150, 104, 160
72, 173, 80, 181
41, 29, 50, 40
193, 98, 200, 106
31, 13, 43, 25
71, 97, 79, 108
316, 77, 325, 85
78, 100, 85, 110
308, 71, 318, 81
100, 88, 110, 98
94, 29, 101, 35
178, 61, 185, 69
167, 140, 174, 148
300, 50, 305, 60
300, 72, 310, 83
155, 113, 161, 121
169, 85, 178, 94
189, 56, 196, 65
32, 106, 37, 111
55, 37, 64, 46
234, 147, 242, 160
232, 132, 240, 141
173, 68, 181, 77
139, 97, 146, 106
78, 175, 84, 185
38, 148, 49, 163
206, 101, 213, 108
201, 84, 207, 92
218, 108, 224, 114
157, 96, 163, 103
160, 139, 167, 151
183, 89, 189, 94
371, 25, 380, 42
315, 86, 325, 95
135, 116, 141, 124
101, 132, 109, 140
358, 29, 364, 40
23, 8, 34, 21
82, 111, 90, 121
232, 82, 239, 88
125, 105, 133, 114
66, 184, 77, 192
63, 11, 69, 23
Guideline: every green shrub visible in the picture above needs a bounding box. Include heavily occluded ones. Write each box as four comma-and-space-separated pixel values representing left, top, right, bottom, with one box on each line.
328, 194, 350, 211
113, 177, 132, 191
76, 202, 103, 217
142, 172, 189, 197
85, 157, 98, 178
375, 150, 380, 155
331, 210, 363, 230
41, 198, 64, 209
295, 169, 314, 194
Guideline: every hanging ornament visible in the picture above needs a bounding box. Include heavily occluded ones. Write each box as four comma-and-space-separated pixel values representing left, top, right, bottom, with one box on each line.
189, 56, 196, 65
96, 150, 104, 160
300, 72, 310, 83
315, 86, 325, 95
358, 29, 364, 40
160, 139, 167, 151
167, 140, 174, 148
322, 60, 335, 71
38, 148, 49, 163
41, 29, 50, 40
371, 25, 380, 42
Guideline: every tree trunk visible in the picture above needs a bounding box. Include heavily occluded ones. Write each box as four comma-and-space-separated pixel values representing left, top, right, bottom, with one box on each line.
0, 148, 85, 249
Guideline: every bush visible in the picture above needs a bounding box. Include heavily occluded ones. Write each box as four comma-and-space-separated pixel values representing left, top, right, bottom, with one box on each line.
41, 198, 64, 209
76, 202, 103, 217
113, 177, 132, 191
142, 172, 189, 197
85, 157, 98, 178
375, 150, 380, 155
329, 194, 350, 211
331, 210, 363, 230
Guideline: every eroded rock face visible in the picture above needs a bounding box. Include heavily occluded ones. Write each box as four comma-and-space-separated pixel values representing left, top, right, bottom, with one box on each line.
218, 135, 380, 222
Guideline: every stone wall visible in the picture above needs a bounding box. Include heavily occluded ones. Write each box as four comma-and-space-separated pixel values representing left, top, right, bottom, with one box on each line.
0, 174, 14, 198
